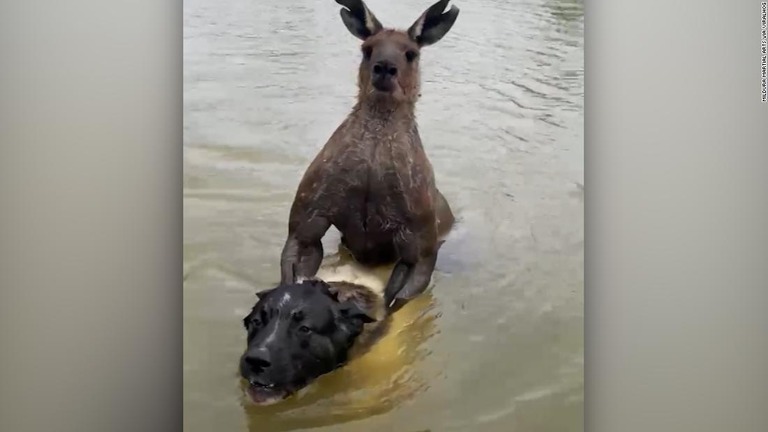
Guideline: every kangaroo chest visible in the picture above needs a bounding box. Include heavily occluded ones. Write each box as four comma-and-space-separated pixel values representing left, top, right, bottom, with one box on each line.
322, 126, 434, 248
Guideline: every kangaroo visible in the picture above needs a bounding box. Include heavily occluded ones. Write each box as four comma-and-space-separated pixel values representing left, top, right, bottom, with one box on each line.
279, 0, 459, 313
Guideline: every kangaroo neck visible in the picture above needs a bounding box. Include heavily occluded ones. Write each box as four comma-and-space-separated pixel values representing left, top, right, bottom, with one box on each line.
352, 98, 417, 130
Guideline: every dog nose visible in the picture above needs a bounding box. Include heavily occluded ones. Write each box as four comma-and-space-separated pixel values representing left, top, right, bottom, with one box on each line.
243, 348, 272, 372
372, 60, 397, 77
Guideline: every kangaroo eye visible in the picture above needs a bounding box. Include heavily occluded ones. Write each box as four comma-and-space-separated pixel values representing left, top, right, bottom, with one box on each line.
362, 46, 373, 60
405, 50, 418, 62
299, 325, 311, 334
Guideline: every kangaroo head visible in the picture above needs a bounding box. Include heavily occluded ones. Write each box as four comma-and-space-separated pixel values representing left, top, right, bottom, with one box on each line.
336, 0, 460, 105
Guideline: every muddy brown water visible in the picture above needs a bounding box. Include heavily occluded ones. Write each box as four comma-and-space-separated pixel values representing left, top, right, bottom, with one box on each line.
184, 0, 583, 430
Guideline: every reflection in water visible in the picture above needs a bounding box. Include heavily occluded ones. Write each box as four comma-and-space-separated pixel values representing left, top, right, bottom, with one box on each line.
184, 0, 583, 430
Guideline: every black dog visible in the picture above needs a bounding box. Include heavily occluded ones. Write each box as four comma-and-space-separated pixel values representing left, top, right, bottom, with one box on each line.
240, 278, 385, 405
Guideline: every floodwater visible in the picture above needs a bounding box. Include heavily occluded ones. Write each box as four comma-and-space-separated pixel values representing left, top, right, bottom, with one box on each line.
183, 0, 583, 431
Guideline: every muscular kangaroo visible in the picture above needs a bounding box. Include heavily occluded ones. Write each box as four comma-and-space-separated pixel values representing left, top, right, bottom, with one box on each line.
280, 0, 459, 312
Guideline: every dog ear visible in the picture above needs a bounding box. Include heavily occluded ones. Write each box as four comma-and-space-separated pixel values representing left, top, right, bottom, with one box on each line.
339, 301, 376, 324
255, 287, 275, 300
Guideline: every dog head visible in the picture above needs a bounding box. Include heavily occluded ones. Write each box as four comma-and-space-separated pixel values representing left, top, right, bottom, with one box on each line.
239, 279, 377, 405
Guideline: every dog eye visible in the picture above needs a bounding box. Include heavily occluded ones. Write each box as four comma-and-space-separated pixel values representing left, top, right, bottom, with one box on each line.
243, 313, 259, 329
298, 325, 311, 334
246, 318, 261, 330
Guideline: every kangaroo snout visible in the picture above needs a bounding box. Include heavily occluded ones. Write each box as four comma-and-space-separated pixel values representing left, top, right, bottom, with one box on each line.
371, 59, 397, 91
372, 60, 398, 77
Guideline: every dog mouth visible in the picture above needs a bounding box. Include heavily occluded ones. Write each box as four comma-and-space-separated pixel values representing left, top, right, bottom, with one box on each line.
245, 382, 290, 406
244, 380, 307, 406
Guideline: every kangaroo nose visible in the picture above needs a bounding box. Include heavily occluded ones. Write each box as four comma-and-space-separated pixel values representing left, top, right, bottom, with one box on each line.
372, 60, 397, 77
243, 348, 272, 372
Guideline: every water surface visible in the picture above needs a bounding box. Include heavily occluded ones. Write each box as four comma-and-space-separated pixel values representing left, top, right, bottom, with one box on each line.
184, 0, 583, 430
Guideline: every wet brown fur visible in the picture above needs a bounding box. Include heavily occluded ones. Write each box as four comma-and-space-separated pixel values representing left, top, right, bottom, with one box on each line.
280, 0, 459, 312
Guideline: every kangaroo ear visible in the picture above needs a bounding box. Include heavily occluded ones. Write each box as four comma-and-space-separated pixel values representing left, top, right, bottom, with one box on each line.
336, 0, 383, 40
339, 301, 377, 324
407, 0, 460, 47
